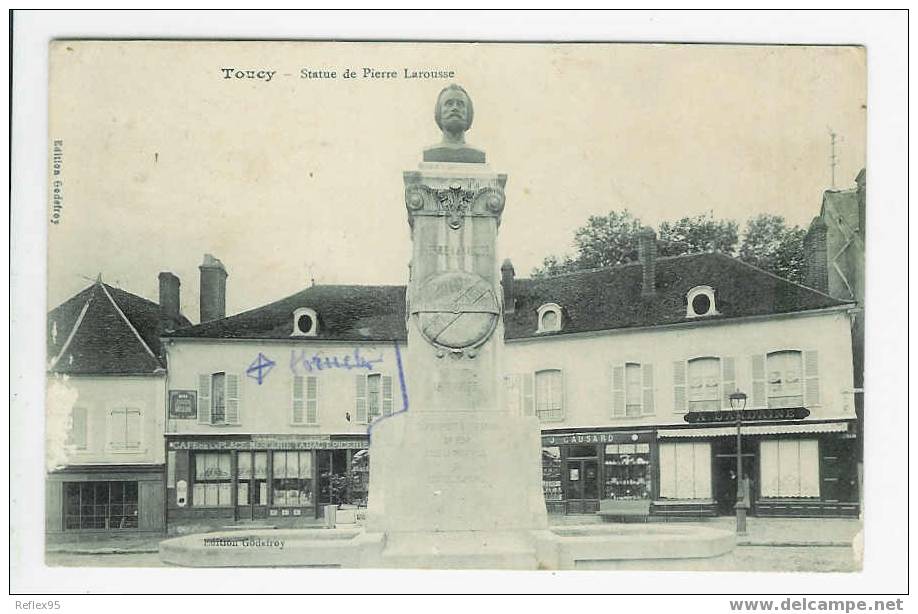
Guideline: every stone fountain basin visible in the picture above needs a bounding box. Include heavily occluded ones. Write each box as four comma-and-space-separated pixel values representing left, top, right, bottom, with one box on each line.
160, 524, 735, 569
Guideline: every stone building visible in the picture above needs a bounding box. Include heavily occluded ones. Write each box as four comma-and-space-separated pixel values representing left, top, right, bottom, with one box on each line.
45, 273, 190, 538
158, 237, 860, 534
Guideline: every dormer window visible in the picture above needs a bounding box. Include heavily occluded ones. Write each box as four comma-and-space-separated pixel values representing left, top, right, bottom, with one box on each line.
686, 286, 718, 318
292, 308, 318, 337
536, 303, 563, 333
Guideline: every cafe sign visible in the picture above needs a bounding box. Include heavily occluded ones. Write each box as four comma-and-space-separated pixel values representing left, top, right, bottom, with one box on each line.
684, 407, 810, 424
168, 390, 197, 419
168, 436, 369, 451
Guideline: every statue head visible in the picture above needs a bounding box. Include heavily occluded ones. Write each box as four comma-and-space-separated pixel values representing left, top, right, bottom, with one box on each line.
435, 84, 474, 143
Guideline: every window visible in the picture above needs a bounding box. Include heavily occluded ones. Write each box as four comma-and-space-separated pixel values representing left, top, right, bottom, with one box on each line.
604, 443, 652, 500
292, 376, 319, 425
767, 351, 804, 408
64, 481, 138, 530
688, 357, 721, 411
108, 408, 142, 451
66, 407, 88, 450
759, 439, 820, 498
686, 285, 717, 318
291, 307, 318, 337
625, 364, 642, 416
272, 451, 314, 507
535, 369, 563, 421
193, 452, 232, 507
536, 303, 563, 333
612, 362, 655, 418
198, 372, 240, 425
237, 451, 268, 506
355, 374, 393, 423
658, 442, 712, 499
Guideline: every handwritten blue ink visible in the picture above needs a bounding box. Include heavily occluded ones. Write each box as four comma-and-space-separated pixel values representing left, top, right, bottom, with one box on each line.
367, 339, 409, 442
289, 347, 384, 375
246, 352, 276, 385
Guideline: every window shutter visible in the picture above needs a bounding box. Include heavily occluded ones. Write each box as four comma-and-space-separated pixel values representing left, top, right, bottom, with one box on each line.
292, 375, 304, 424
642, 363, 655, 415
804, 350, 820, 407
503, 374, 521, 414
306, 376, 318, 424
225, 374, 240, 424
198, 374, 211, 424
672, 360, 687, 413
355, 375, 367, 423
68, 407, 88, 449
611, 364, 625, 418
721, 356, 736, 410
382, 376, 393, 416
751, 354, 766, 409
522, 373, 535, 417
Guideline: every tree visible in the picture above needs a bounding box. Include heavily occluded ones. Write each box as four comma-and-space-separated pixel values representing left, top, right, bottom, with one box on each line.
739, 214, 807, 284
657, 212, 739, 257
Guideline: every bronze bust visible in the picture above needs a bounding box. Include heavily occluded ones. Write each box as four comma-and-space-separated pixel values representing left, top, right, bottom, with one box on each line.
424, 84, 486, 163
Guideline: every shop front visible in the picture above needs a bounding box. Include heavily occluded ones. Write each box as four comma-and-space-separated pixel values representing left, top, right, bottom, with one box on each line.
45, 464, 165, 540
165, 434, 369, 534
540, 430, 654, 515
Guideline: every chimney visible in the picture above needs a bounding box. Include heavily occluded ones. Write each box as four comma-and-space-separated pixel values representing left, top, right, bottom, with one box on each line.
199, 254, 228, 322
804, 217, 829, 294
158, 272, 181, 323
501, 258, 515, 313
638, 227, 657, 296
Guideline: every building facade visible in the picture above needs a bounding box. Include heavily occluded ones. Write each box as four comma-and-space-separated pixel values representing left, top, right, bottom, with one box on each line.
159, 238, 860, 534
45, 275, 190, 538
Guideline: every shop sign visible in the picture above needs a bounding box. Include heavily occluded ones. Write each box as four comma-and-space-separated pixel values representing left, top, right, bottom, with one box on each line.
541, 431, 652, 446
168, 437, 369, 451
684, 407, 810, 424
168, 390, 197, 419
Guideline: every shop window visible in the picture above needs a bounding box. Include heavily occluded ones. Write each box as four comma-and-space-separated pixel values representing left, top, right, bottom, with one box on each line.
541, 447, 562, 507
535, 369, 564, 421
64, 481, 138, 530
272, 451, 314, 507
292, 376, 319, 425
766, 351, 804, 408
193, 452, 232, 507
658, 442, 712, 499
604, 443, 652, 500
536, 303, 563, 333
66, 407, 88, 450
686, 285, 718, 318
198, 372, 241, 425
759, 439, 820, 498
687, 357, 721, 412
350, 449, 370, 507
237, 451, 268, 506
108, 408, 142, 451
291, 307, 319, 337
355, 374, 393, 423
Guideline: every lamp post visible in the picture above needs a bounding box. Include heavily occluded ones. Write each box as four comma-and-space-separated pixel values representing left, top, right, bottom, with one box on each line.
729, 390, 748, 535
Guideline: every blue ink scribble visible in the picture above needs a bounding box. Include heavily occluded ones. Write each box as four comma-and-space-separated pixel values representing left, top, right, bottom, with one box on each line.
246, 352, 276, 385
289, 347, 384, 375
367, 339, 409, 442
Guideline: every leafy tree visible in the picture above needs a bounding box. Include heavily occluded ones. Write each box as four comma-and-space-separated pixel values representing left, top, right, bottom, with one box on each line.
657, 212, 738, 257
739, 214, 807, 284
531, 210, 644, 278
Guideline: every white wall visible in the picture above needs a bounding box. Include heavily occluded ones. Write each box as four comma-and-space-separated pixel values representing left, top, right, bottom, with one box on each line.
164, 339, 401, 435
46, 374, 166, 468
502, 309, 856, 430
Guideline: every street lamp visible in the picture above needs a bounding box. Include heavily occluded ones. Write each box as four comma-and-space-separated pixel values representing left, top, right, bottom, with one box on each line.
729, 390, 748, 535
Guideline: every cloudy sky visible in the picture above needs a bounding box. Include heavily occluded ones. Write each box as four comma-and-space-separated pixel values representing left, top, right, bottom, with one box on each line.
48, 41, 865, 322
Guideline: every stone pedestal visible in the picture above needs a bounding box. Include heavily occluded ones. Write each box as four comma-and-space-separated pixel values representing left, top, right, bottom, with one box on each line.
363, 158, 549, 569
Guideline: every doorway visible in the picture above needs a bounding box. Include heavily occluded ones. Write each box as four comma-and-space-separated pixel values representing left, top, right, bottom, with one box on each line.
713, 453, 756, 515
564, 458, 599, 514
316, 449, 348, 518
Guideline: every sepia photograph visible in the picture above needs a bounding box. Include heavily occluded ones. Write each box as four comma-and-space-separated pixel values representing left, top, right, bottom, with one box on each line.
8, 9, 910, 601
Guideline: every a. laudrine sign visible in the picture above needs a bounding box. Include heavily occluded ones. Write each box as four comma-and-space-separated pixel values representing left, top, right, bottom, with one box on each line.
684, 407, 810, 424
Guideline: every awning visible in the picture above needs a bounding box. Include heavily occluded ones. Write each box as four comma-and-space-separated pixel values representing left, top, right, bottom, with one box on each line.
657, 421, 852, 439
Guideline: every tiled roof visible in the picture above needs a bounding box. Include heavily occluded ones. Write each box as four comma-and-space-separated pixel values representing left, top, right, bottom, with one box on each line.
165, 284, 407, 341
166, 252, 850, 342
48, 281, 192, 374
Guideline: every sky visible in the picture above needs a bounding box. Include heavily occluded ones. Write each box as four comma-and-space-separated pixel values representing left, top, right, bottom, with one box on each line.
48, 42, 866, 323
